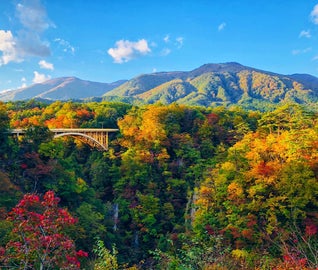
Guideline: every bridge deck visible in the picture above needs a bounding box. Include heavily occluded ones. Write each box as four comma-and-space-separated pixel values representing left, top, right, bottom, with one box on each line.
9, 128, 119, 151
10, 128, 119, 134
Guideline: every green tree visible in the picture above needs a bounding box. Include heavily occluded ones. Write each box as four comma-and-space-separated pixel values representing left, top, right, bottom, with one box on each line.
93, 239, 118, 270
0, 102, 10, 165
21, 125, 53, 152
76, 202, 107, 252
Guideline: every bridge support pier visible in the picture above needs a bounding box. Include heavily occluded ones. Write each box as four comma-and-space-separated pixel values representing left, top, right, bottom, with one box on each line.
10, 128, 118, 151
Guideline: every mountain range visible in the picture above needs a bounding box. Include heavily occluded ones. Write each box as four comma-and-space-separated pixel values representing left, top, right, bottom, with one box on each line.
0, 77, 126, 102
1, 62, 318, 109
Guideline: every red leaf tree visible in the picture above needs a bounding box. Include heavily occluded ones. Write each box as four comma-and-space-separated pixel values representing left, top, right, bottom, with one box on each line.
0, 191, 87, 269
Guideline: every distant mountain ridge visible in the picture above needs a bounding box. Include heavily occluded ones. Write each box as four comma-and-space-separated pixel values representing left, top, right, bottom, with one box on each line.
1, 62, 318, 110
103, 62, 318, 109
0, 77, 126, 102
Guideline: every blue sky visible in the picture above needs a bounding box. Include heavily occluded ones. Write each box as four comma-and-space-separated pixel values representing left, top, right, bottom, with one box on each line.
1, 0, 318, 92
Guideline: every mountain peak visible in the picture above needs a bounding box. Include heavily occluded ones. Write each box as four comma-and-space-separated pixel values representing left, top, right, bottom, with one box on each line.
189, 62, 249, 77
1, 63, 318, 109
0, 77, 126, 101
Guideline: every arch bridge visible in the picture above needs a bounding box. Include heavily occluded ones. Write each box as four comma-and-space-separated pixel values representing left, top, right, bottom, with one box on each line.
10, 128, 119, 151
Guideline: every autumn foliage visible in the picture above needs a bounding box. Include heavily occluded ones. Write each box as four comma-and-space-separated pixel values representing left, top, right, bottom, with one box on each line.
0, 191, 87, 269
0, 101, 317, 269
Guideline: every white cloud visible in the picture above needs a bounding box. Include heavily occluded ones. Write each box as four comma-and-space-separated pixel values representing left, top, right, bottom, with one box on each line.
0, 30, 22, 65
152, 68, 157, 73
39, 59, 54, 70
0, 88, 13, 93
161, 48, 171, 56
176, 37, 184, 48
156, 35, 184, 57
299, 30, 311, 38
311, 4, 318, 24
16, 0, 54, 32
54, 38, 75, 54
292, 47, 312, 55
107, 39, 151, 63
150, 41, 157, 48
15, 0, 52, 57
0, 0, 52, 66
32, 71, 51, 84
218, 22, 226, 31
17, 30, 50, 57
20, 77, 27, 88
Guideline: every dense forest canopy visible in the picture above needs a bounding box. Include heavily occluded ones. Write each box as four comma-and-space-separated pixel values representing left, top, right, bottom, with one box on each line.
0, 100, 317, 269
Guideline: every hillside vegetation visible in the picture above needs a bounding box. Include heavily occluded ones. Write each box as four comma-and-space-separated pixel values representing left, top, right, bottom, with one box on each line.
104, 63, 318, 110
1, 63, 318, 112
0, 100, 317, 269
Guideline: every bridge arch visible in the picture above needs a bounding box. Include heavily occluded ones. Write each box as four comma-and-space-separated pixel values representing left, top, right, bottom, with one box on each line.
10, 128, 118, 151
54, 132, 107, 151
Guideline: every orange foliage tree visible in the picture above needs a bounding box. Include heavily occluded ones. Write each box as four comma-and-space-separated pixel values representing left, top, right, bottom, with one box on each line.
193, 105, 318, 267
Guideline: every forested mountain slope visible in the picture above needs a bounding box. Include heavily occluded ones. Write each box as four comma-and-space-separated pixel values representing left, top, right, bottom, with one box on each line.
1, 63, 318, 111
104, 62, 318, 109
